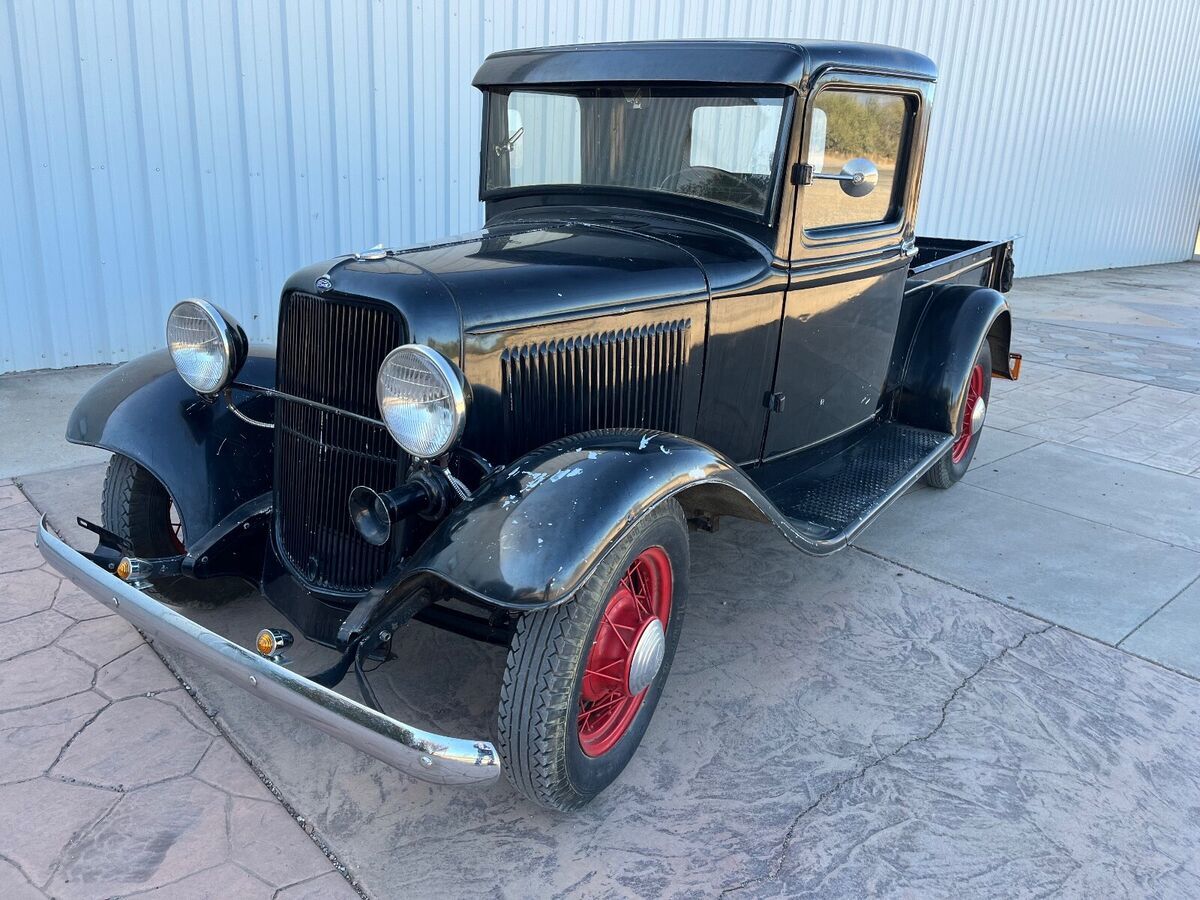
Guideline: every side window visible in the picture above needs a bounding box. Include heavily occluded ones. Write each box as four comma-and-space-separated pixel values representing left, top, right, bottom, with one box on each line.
804, 89, 909, 231
690, 102, 782, 175
504, 91, 581, 187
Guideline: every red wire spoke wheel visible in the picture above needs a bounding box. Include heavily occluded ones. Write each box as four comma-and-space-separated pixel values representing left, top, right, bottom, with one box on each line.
952, 363, 986, 463
577, 546, 673, 757
497, 500, 689, 810
925, 339, 991, 489
167, 499, 186, 554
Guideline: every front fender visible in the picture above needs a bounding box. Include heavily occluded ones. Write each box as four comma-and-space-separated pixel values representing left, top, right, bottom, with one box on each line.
68, 347, 275, 541
892, 284, 1010, 434
404, 430, 829, 610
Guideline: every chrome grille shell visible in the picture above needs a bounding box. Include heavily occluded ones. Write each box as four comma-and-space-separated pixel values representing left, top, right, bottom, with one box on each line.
274, 291, 406, 593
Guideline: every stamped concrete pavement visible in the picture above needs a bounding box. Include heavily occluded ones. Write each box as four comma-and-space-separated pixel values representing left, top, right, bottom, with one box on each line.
4, 261, 1200, 898
0, 483, 358, 899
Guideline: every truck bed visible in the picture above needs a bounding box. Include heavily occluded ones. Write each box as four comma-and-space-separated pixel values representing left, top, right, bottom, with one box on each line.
907, 236, 1014, 294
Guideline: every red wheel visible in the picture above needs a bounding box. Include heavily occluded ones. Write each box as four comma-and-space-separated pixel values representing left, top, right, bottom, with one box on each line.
577, 547, 673, 757
925, 340, 992, 488
497, 500, 689, 810
951, 363, 986, 464
167, 499, 186, 554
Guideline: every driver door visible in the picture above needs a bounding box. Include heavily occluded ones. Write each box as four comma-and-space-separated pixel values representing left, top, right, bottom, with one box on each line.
763, 75, 927, 458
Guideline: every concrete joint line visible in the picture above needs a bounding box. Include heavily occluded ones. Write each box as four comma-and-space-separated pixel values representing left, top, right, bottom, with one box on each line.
1116, 569, 1200, 648
46, 699, 111, 773
963, 477, 1200, 554
720, 623, 1055, 897
0, 849, 41, 894
143, 637, 368, 899
855, 546, 1200, 685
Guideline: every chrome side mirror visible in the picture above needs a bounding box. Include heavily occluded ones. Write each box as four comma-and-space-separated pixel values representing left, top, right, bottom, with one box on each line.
813, 157, 878, 198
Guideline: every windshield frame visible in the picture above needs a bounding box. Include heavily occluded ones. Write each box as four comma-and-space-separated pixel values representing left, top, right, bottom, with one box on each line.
478, 84, 796, 229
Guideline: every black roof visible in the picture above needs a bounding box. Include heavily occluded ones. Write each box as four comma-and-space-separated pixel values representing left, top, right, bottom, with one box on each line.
473, 40, 936, 91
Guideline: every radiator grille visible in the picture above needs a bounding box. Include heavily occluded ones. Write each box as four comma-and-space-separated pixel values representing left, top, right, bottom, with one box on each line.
274, 292, 405, 593
501, 320, 690, 457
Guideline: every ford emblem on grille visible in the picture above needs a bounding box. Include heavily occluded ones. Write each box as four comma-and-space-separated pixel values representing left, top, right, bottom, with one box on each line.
314, 275, 333, 292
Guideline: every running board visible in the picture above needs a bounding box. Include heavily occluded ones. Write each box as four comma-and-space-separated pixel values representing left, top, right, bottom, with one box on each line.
751, 422, 953, 549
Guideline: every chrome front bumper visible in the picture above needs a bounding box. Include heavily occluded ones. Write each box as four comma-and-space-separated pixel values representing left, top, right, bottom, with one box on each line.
36, 518, 500, 786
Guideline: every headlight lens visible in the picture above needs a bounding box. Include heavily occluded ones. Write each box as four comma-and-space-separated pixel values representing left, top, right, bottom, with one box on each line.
377, 345, 467, 458
166, 299, 240, 394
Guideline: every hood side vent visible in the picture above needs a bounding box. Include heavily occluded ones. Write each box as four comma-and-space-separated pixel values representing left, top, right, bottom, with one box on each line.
501, 320, 691, 459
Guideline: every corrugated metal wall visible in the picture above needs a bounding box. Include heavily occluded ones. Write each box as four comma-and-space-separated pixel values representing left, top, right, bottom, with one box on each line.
3, 0, 1199, 372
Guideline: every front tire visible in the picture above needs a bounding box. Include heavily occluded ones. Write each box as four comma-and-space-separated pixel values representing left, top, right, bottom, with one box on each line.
924, 339, 992, 489
497, 500, 689, 810
101, 454, 211, 605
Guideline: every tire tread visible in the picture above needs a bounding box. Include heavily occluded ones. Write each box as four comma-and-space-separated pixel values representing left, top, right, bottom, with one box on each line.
924, 340, 992, 489
497, 501, 687, 810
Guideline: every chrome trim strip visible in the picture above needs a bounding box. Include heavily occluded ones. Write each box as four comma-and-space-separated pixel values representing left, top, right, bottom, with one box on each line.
317, 252, 358, 287
907, 237, 1013, 278
230, 382, 386, 429
224, 388, 274, 429
902, 256, 992, 296
36, 518, 500, 786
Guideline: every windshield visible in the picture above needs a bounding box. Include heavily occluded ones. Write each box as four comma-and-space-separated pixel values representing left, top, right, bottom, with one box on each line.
484, 86, 789, 218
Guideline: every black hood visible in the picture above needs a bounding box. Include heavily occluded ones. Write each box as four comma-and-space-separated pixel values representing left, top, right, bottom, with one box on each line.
403, 221, 710, 334
285, 211, 773, 364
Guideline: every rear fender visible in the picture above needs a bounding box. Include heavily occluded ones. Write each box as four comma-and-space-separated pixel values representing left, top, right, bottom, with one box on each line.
67, 347, 275, 542
892, 284, 1010, 434
403, 430, 829, 611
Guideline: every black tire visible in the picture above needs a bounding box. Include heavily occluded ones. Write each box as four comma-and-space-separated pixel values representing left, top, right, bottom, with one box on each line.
497, 500, 689, 810
924, 339, 992, 489
101, 454, 214, 605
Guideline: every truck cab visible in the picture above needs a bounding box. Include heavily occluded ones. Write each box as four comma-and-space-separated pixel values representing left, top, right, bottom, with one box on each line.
40, 40, 1017, 810
480, 42, 940, 466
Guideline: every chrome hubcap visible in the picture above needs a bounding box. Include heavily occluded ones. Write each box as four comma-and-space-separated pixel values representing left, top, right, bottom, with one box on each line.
970, 396, 987, 433
626, 617, 666, 696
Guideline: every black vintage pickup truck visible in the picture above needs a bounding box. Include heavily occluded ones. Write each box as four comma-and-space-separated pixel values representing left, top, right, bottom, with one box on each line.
38, 40, 1017, 810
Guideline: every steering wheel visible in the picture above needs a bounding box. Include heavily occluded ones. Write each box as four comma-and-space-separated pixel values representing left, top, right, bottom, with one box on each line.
658, 165, 767, 208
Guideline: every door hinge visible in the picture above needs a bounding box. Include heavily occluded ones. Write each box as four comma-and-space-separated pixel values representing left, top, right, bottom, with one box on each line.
791, 162, 813, 186
764, 391, 786, 413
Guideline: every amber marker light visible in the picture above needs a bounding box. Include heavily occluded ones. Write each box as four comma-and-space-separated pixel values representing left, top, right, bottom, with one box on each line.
256, 629, 277, 656
115, 557, 132, 581
255, 628, 294, 658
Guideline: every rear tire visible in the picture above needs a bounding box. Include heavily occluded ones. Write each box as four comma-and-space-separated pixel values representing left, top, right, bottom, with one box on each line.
924, 339, 992, 489
101, 454, 212, 605
497, 500, 688, 810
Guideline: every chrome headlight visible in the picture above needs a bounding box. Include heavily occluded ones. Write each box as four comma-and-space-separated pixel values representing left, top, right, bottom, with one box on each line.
166, 299, 246, 395
377, 345, 468, 458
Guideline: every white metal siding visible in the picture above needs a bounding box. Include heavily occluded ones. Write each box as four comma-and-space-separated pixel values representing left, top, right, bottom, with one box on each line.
2, 0, 1199, 372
